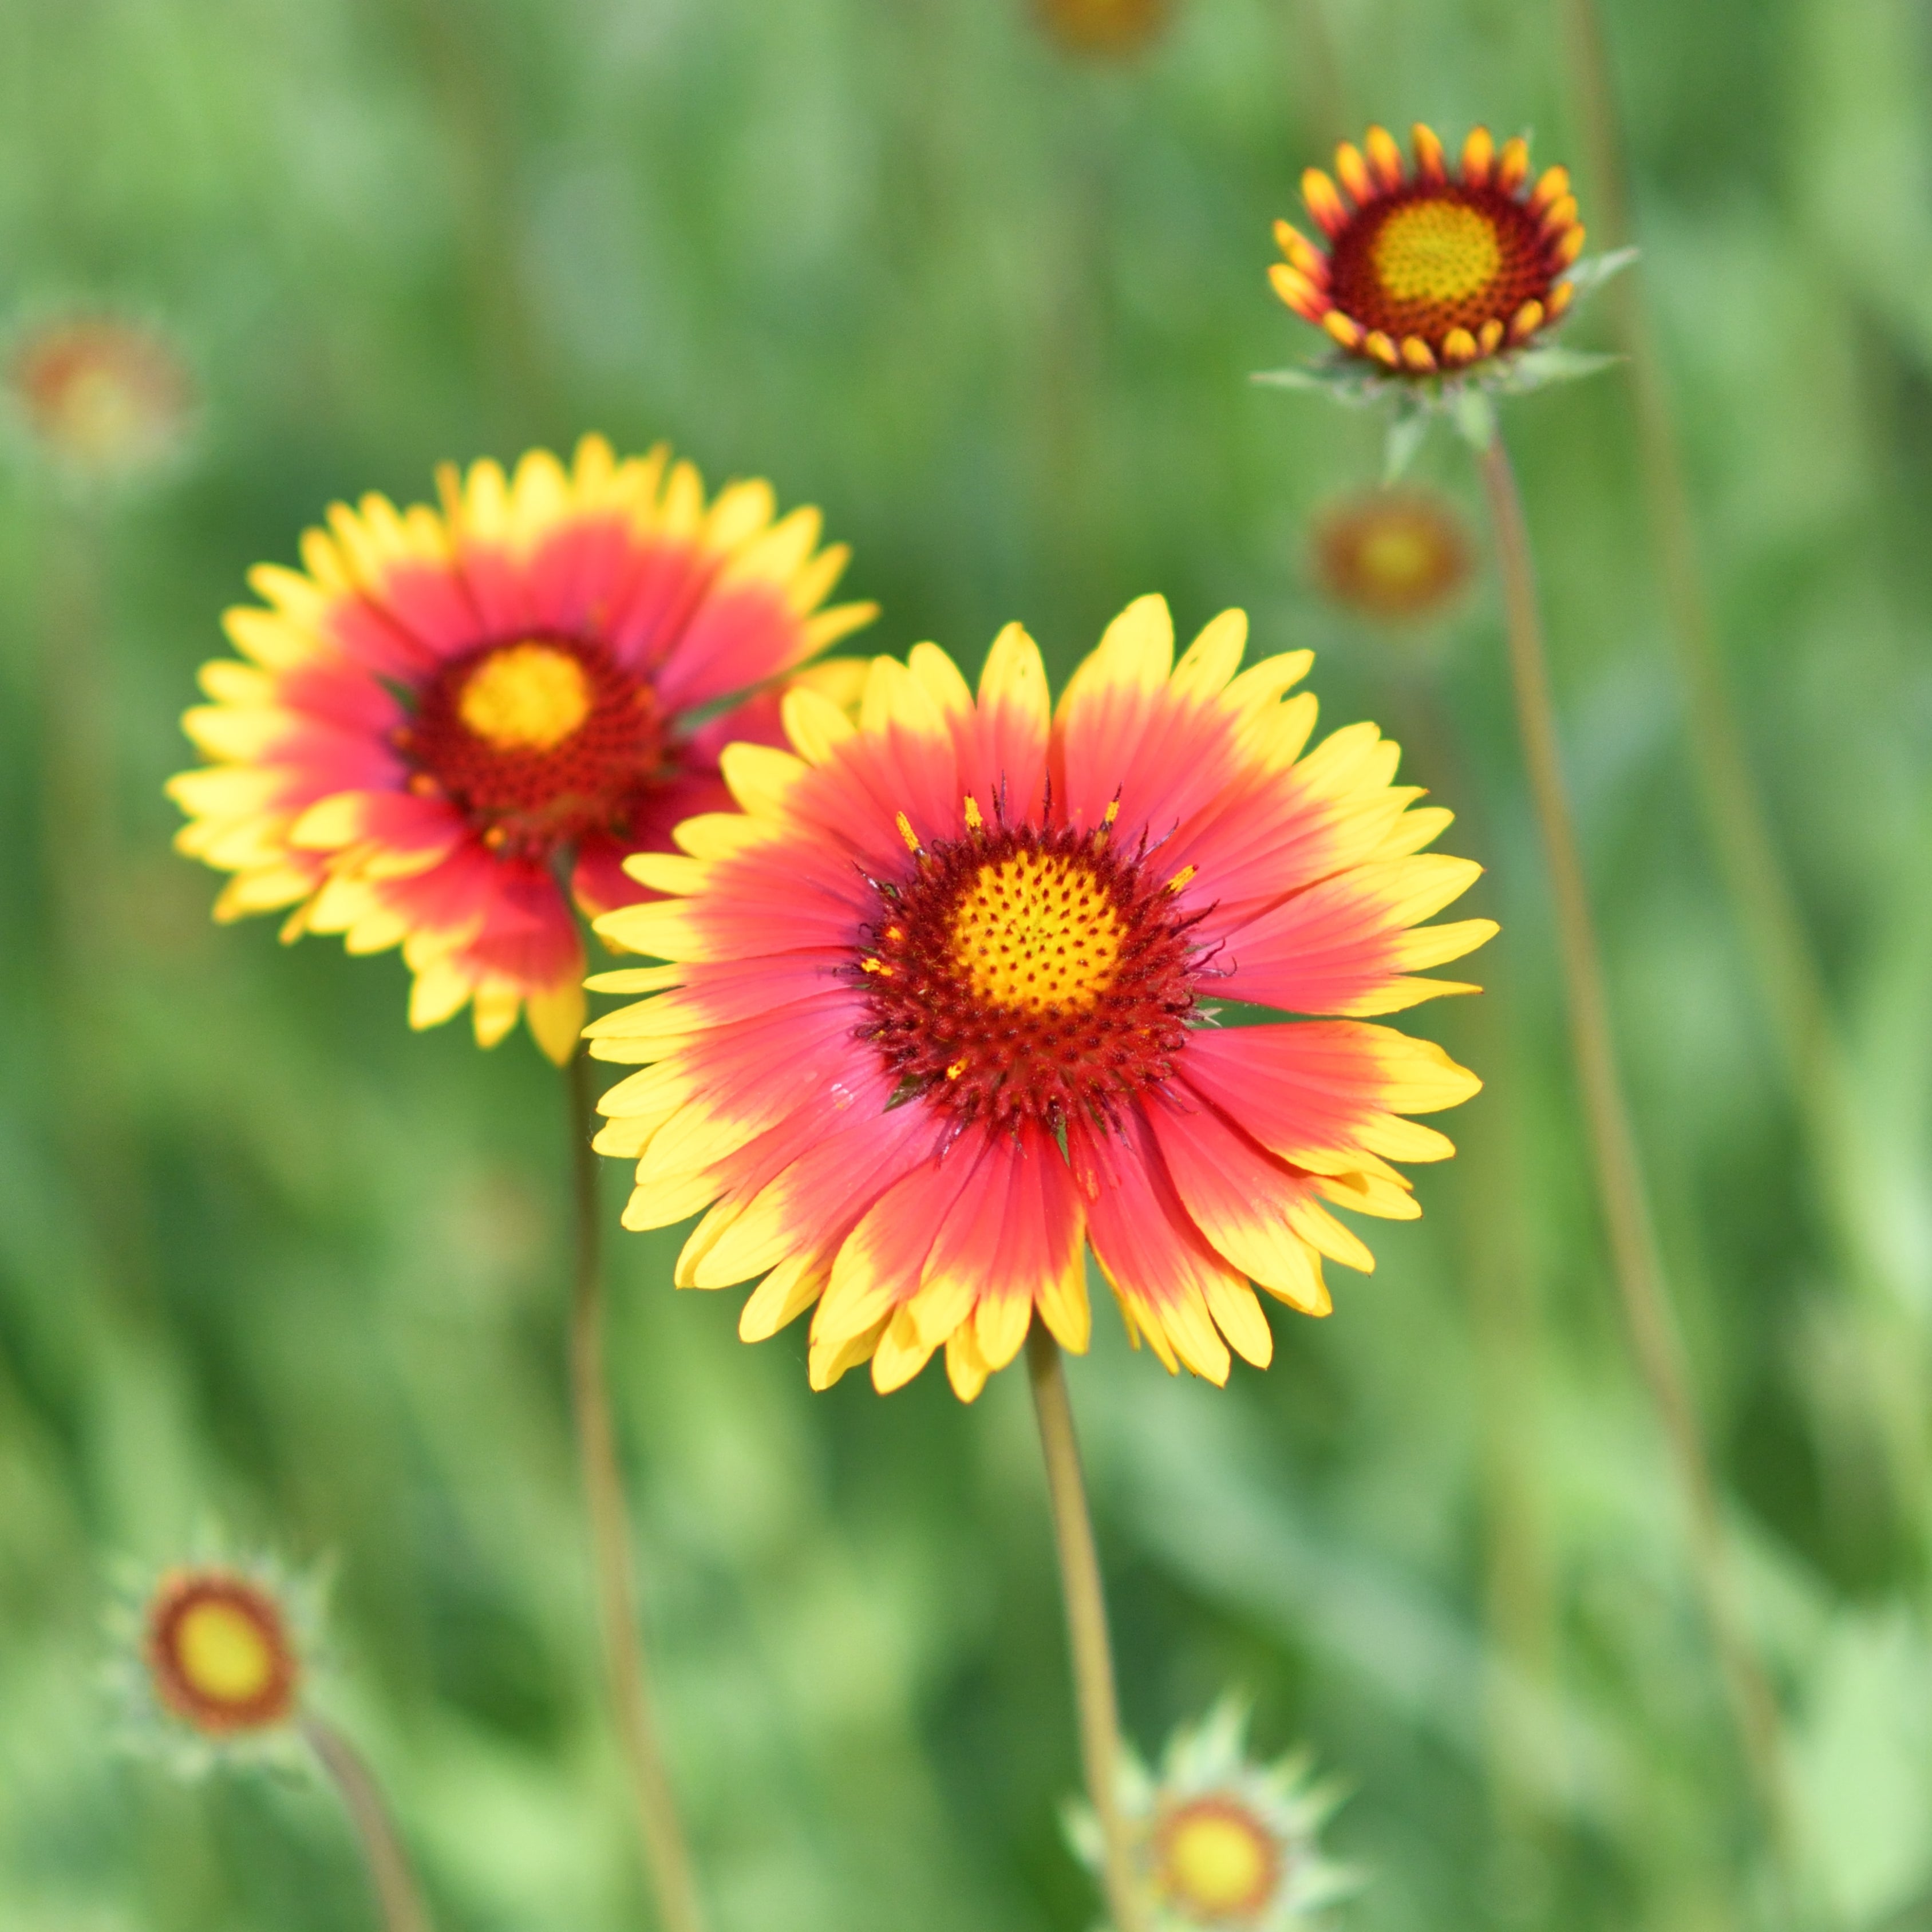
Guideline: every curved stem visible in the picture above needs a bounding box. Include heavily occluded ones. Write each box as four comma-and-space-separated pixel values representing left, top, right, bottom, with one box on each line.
303, 1714, 433, 1932
1477, 434, 1800, 1893
566, 1052, 709, 1932
1026, 1324, 1147, 1932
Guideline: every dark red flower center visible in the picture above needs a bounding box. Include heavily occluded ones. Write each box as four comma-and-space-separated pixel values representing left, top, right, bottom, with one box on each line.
856, 811, 1202, 1134
397, 635, 667, 858
145, 1572, 299, 1735
1329, 183, 1555, 346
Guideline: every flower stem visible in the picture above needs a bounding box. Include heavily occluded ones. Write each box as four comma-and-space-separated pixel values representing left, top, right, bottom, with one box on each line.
1556, 0, 1886, 1321
566, 1051, 709, 1932
1477, 433, 1800, 1890
1025, 1323, 1147, 1932
303, 1714, 433, 1932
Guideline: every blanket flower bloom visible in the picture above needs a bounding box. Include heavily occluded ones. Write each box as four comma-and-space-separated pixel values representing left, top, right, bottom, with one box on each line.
168, 437, 874, 1062
7, 313, 195, 484
1311, 489, 1471, 623
110, 1556, 325, 1775
1069, 1699, 1361, 1929
588, 595, 1490, 1398
1271, 123, 1583, 378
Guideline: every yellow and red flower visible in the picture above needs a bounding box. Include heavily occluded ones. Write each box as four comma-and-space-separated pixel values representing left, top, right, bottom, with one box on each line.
7, 313, 195, 482
169, 437, 874, 1062
142, 1566, 303, 1739
1311, 489, 1471, 623
1070, 1698, 1361, 1929
588, 595, 1490, 1399
1271, 123, 1584, 378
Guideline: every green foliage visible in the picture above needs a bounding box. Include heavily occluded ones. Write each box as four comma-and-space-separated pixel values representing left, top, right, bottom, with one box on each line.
2, 1, 1930, 1929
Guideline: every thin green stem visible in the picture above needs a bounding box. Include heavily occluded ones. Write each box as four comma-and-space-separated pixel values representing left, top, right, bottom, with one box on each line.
1026, 1324, 1147, 1932
303, 1714, 433, 1932
566, 1052, 709, 1932
1555, 0, 1886, 1321
1477, 433, 1800, 1895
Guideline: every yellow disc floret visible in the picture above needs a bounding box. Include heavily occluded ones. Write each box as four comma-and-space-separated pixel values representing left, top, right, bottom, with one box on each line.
949, 851, 1123, 1014
1370, 199, 1502, 307
1158, 1797, 1281, 1917
457, 642, 592, 751
1356, 521, 1439, 597
173, 1597, 279, 1705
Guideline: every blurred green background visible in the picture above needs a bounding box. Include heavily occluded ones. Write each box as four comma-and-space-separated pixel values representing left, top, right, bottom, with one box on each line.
3, 0, 1931, 1929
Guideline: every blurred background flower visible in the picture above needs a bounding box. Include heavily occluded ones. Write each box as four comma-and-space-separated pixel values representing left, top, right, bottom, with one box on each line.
2, 2, 1930, 1930
5, 313, 196, 491
1033, 0, 1175, 60
1068, 1696, 1360, 1929
109, 1554, 321, 1777
1309, 491, 1471, 625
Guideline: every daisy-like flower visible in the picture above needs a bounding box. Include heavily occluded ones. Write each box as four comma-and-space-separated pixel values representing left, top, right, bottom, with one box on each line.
1271, 123, 1584, 380
588, 595, 1490, 1398
1069, 1700, 1361, 1929
110, 1558, 321, 1775
1311, 489, 1471, 623
1034, 0, 1174, 56
7, 313, 195, 484
168, 437, 874, 1062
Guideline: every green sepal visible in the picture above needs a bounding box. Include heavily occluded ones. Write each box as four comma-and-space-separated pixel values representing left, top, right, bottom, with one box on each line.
1564, 245, 1639, 301
1382, 405, 1431, 482
1449, 385, 1497, 451
1251, 364, 1388, 408
1491, 346, 1622, 394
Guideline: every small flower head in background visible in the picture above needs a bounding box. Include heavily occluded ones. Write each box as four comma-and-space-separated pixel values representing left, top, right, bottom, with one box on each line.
112, 1556, 321, 1774
1311, 489, 1471, 624
1069, 1699, 1362, 1928
1034, 0, 1174, 57
1272, 124, 1582, 381
168, 436, 874, 1064
6, 313, 196, 487
591, 595, 1488, 1398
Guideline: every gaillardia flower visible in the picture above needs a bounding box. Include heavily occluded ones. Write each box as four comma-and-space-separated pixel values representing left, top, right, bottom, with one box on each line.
168, 437, 874, 1062
1271, 123, 1583, 378
7, 313, 195, 483
110, 1556, 323, 1774
1311, 489, 1471, 623
1069, 1700, 1361, 1929
588, 595, 1490, 1398
147, 1567, 301, 1735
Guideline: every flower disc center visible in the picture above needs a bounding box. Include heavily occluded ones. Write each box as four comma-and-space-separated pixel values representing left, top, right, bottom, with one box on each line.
457, 641, 593, 751
1157, 1796, 1282, 1918
147, 1574, 299, 1733
401, 635, 665, 857
860, 820, 1200, 1133
1371, 198, 1501, 307
948, 850, 1124, 1014
175, 1598, 278, 1704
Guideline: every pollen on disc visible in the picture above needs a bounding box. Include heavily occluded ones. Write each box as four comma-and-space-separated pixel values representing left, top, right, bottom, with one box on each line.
948, 850, 1125, 1014
1370, 199, 1502, 306
456, 642, 594, 751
